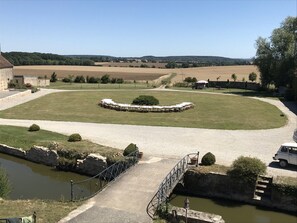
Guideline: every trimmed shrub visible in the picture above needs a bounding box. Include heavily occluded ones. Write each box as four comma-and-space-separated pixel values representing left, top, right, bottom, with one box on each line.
68, 133, 82, 142
132, 95, 159, 105
123, 143, 139, 156
201, 152, 216, 166
0, 168, 10, 198
28, 124, 40, 132
31, 87, 39, 93
227, 156, 267, 185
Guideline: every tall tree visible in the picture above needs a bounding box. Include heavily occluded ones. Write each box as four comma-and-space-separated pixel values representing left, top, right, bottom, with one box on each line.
249, 72, 257, 82
254, 16, 297, 88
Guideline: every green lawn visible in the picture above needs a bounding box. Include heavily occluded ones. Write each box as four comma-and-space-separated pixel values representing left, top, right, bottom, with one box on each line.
0, 91, 287, 130
0, 125, 120, 156
46, 81, 152, 90
0, 199, 82, 223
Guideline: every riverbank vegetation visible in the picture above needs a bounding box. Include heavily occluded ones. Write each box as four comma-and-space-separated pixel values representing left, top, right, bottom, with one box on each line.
0, 91, 287, 130
0, 199, 82, 223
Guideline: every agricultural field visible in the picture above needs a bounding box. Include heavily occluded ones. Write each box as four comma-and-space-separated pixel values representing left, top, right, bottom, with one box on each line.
0, 90, 286, 130
13, 65, 259, 82
95, 61, 167, 68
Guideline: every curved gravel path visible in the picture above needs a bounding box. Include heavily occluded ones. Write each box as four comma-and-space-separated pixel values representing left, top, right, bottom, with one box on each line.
0, 88, 296, 177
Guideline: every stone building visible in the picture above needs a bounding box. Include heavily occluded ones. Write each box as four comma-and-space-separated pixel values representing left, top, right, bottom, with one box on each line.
13, 75, 50, 87
0, 54, 13, 91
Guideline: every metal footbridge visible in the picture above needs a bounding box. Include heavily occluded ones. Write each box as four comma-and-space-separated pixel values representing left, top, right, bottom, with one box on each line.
146, 152, 199, 219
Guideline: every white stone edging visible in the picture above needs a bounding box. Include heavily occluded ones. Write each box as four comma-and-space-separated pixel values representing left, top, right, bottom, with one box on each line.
99, 98, 194, 112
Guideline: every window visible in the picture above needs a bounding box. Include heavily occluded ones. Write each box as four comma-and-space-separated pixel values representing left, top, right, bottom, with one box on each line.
281, 147, 288, 152
289, 147, 297, 155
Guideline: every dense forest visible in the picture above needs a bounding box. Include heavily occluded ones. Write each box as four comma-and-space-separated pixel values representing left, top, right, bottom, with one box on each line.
2, 51, 251, 66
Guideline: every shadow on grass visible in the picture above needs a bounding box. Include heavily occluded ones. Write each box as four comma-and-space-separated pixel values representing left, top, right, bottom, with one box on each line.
281, 101, 297, 116
222, 90, 282, 99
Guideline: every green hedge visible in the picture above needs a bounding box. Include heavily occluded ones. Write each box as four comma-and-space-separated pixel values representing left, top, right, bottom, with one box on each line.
68, 133, 82, 142
28, 124, 40, 132
123, 143, 139, 156
132, 95, 159, 105
201, 152, 216, 166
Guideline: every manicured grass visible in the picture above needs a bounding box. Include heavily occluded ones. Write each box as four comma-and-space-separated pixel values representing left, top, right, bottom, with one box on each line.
0, 91, 287, 129
0, 199, 81, 223
0, 125, 120, 156
46, 81, 152, 90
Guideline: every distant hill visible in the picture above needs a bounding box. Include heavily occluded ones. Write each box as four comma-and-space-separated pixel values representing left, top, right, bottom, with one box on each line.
3, 51, 251, 66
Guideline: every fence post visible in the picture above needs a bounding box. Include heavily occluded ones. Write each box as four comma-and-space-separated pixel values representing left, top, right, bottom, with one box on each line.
70, 180, 74, 202
196, 151, 199, 167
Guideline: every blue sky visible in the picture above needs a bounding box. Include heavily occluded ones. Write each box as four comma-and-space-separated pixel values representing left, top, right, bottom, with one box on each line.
0, 0, 296, 58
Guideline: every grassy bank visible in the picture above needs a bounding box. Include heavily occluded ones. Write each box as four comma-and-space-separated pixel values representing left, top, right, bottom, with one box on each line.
0, 199, 81, 223
0, 90, 287, 129
0, 125, 120, 156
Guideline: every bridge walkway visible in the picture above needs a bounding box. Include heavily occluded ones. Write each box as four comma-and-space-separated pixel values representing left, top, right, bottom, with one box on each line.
59, 156, 179, 223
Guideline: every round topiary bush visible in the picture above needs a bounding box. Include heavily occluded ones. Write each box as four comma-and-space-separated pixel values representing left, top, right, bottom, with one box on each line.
201, 152, 216, 166
132, 95, 159, 105
28, 124, 40, 132
123, 143, 139, 156
68, 133, 82, 142
227, 156, 267, 184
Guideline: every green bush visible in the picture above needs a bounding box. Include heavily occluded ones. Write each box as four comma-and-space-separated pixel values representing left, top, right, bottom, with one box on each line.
123, 143, 139, 156
28, 124, 40, 132
132, 95, 159, 105
68, 133, 82, 142
0, 168, 10, 198
227, 156, 267, 185
31, 87, 39, 93
201, 152, 216, 166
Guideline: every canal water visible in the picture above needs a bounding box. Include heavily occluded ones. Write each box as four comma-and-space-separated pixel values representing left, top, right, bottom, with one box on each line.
170, 194, 297, 223
0, 153, 95, 200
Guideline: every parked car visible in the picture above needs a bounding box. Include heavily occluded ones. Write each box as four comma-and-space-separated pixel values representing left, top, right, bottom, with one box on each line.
273, 142, 297, 168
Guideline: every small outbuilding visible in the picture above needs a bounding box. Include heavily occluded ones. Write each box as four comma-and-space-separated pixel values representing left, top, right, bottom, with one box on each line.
193, 80, 208, 89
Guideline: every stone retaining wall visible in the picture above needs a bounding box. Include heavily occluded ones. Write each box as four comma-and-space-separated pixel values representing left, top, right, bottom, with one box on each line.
99, 99, 194, 112
175, 170, 297, 213
0, 144, 107, 176
169, 207, 225, 223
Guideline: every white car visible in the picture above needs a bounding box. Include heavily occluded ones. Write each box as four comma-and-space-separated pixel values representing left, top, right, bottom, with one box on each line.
273, 142, 297, 168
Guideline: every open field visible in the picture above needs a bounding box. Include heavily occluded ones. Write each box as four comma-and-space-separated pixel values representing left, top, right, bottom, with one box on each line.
14, 65, 259, 82
0, 91, 286, 130
171, 65, 260, 83
0, 125, 120, 155
95, 61, 167, 68
0, 199, 82, 223
13, 65, 168, 81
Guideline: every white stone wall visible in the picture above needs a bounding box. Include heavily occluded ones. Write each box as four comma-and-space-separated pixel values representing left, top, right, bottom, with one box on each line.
24, 77, 50, 87
0, 68, 13, 91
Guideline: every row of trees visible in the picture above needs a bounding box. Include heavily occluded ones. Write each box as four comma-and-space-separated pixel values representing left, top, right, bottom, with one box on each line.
3, 52, 94, 66
61, 74, 124, 84
254, 16, 296, 96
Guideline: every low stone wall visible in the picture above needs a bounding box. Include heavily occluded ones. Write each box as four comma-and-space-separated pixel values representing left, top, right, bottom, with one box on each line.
0, 144, 107, 176
99, 99, 194, 112
76, 153, 107, 176
0, 90, 31, 103
169, 207, 225, 223
175, 170, 297, 213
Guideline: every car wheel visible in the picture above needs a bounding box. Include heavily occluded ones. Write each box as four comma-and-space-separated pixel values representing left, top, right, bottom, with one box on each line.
279, 160, 288, 168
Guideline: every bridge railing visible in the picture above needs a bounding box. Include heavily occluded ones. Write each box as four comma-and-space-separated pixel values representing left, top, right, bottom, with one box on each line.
146, 152, 199, 219
70, 150, 139, 201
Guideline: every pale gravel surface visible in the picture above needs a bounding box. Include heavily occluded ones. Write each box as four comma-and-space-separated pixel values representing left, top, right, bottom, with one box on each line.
0, 88, 296, 178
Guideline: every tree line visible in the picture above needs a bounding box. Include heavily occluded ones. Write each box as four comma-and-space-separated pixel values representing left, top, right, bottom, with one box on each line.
254, 16, 296, 99
2, 52, 94, 66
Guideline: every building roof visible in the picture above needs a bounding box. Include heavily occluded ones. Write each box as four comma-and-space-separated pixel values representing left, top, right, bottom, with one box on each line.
0, 54, 13, 69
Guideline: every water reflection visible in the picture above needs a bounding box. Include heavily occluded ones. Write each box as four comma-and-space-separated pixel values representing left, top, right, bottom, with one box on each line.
169, 194, 297, 223
0, 153, 90, 200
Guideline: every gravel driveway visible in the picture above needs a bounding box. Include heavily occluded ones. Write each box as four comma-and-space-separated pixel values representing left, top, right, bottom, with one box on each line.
0, 88, 296, 177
